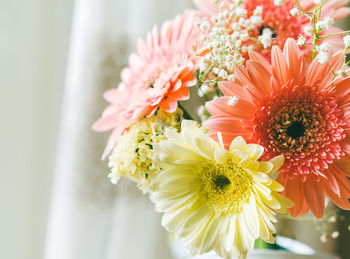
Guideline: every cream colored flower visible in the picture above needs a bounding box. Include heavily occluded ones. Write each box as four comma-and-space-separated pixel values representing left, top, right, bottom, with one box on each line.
108, 109, 182, 192
150, 120, 293, 259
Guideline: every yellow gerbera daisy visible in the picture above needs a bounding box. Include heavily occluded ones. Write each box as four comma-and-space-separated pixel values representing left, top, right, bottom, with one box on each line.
150, 120, 294, 259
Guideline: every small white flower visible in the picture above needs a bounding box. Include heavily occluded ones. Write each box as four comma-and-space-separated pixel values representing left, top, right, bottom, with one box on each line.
254, 6, 263, 16
200, 21, 211, 31
213, 67, 220, 75
328, 216, 337, 223
197, 105, 205, 117
250, 16, 263, 25
320, 234, 327, 243
314, 0, 322, 5
304, 26, 314, 36
318, 51, 330, 64
228, 96, 239, 106
324, 17, 334, 26
231, 22, 240, 31
344, 35, 350, 49
235, 7, 247, 17
259, 28, 273, 48
297, 34, 306, 46
290, 7, 299, 17
240, 33, 249, 41
218, 69, 228, 79
198, 84, 210, 97
319, 42, 331, 52
228, 74, 236, 81
331, 231, 339, 239
235, 0, 243, 5
338, 67, 348, 78
235, 40, 242, 48
241, 46, 248, 53
274, 0, 285, 5
316, 21, 328, 31
238, 17, 245, 26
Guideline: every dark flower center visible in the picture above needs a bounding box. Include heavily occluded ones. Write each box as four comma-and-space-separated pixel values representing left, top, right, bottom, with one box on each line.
286, 121, 305, 139
214, 175, 231, 191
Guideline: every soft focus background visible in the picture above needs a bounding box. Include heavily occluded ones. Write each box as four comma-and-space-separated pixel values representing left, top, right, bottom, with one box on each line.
1, 0, 350, 259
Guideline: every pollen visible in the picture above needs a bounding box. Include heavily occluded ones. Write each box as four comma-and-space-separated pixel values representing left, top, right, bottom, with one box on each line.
195, 160, 253, 215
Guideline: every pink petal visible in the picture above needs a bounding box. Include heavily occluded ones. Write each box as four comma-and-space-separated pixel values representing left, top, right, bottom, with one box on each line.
248, 50, 272, 74
168, 86, 190, 101
283, 38, 304, 85
205, 116, 250, 134
205, 97, 256, 119
219, 81, 251, 101
271, 45, 289, 87
282, 175, 308, 218
246, 60, 272, 97
303, 176, 325, 219
159, 97, 178, 113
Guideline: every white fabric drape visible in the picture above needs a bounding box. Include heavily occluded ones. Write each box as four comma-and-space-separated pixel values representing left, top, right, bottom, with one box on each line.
44, 1, 193, 259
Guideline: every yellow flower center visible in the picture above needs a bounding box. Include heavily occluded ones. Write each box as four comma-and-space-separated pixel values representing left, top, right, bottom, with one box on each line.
196, 160, 253, 215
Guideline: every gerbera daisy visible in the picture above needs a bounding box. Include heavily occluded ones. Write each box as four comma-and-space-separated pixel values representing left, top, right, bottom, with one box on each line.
205, 38, 350, 218
151, 120, 293, 259
194, 0, 349, 57
93, 14, 205, 158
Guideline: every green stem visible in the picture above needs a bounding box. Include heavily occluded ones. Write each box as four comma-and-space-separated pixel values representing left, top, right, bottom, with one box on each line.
319, 30, 350, 38
315, 0, 328, 13
198, 64, 214, 83
312, 12, 319, 60
294, 0, 312, 16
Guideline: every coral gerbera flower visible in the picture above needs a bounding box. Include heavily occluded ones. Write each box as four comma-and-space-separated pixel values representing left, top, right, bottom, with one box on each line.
205, 38, 350, 218
93, 14, 205, 158
194, 0, 349, 58
151, 120, 293, 259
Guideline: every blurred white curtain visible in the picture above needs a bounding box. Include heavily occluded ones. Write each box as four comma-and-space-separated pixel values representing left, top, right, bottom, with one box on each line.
44, 0, 193, 259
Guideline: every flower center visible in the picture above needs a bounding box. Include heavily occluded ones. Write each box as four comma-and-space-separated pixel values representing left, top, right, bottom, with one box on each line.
252, 84, 346, 176
286, 121, 305, 139
214, 175, 232, 191
196, 160, 253, 215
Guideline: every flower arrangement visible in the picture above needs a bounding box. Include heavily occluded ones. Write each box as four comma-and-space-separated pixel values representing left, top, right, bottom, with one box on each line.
93, 0, 350, 258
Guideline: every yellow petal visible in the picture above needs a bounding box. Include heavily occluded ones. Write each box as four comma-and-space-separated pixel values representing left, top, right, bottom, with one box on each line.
214, 148, 230, 164
229, 136, 247, 152
268, 155, 285, 174
246, 144, 264, 161
192, 135, 219, 160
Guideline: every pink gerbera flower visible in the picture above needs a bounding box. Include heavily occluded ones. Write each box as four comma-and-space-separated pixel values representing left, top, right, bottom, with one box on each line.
93, 14, 205, 158
205, 39, 350, 218
194, 0, 349, 58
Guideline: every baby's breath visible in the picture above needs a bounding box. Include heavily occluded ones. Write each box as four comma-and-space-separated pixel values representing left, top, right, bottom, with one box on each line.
195, 0, 264, 97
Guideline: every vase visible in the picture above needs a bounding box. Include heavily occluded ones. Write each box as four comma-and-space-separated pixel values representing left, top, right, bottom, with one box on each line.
170, 237, 339, 259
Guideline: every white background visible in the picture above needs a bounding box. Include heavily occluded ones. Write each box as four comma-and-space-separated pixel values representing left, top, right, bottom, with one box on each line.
1, 0, 348, 258
0, 0, 73, 258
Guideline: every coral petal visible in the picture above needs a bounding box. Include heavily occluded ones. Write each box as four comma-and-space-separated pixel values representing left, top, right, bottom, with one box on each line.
303, 177, 325, 219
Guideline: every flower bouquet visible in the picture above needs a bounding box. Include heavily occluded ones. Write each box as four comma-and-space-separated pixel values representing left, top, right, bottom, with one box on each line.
93, 0, 350, 258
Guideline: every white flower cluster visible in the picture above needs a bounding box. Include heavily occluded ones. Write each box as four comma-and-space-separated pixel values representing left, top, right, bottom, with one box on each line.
315, 17, 334, 32
196, 0, 263, 86
259, 28, 273, 48
316, 42, 331, 64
